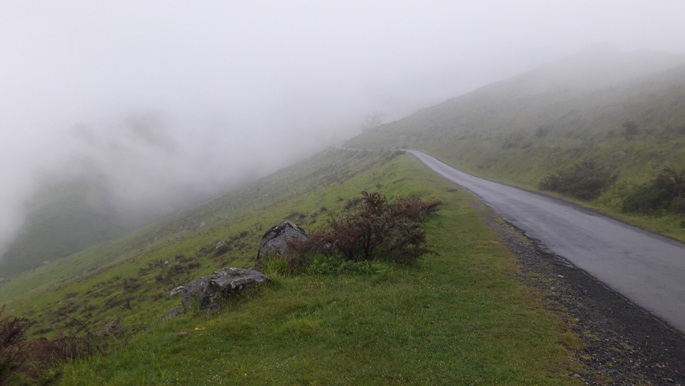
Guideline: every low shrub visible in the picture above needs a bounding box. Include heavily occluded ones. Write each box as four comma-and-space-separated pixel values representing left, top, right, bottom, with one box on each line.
0, 308, 34, 384
0, 306, 102, 384
539, 160, 617, 200
269, 191, 442, 274
622, 167, 685, 215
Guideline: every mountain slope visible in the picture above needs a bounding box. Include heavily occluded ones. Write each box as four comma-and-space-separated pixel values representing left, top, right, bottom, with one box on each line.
348, 48, 685, 170
0, 148, 587, 384
0, 177, 163, 278
346, 47, 685, 238
0, 151, 394, 329
58, 150, 583, 384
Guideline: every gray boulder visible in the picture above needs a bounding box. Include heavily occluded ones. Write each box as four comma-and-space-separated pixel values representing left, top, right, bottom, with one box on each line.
169, 267, 270, 311
257, 219, 308, 260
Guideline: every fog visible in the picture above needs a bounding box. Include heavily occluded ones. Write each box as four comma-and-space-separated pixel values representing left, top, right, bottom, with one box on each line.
2, 1, 684, 257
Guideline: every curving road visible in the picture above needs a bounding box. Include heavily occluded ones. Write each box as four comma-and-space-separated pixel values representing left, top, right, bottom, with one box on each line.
408, 150, 685, 334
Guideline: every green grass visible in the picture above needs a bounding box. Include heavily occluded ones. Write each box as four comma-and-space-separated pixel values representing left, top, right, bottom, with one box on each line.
53, 151, 582, 385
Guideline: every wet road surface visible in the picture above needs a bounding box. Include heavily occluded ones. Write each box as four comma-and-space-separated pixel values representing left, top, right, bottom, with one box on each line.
408, 150, 685, 334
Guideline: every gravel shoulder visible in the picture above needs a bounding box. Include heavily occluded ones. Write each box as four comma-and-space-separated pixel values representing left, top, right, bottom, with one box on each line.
474, 200, 685, 385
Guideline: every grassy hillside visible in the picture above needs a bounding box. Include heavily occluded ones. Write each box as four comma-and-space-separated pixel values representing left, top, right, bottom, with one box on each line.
346, 48, 685, 240
0, 148, 585, 384
0, 177, 160, 278
0, 149, 396, 327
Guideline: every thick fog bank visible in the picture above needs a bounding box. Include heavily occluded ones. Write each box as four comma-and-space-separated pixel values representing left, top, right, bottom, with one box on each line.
0, 110, 352, 260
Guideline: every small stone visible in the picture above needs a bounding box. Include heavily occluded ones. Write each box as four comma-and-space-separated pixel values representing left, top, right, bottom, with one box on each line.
177, 331, 188, 337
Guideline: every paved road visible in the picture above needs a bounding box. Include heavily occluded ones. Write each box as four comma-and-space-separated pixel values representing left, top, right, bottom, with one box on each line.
408, 150, 685, 334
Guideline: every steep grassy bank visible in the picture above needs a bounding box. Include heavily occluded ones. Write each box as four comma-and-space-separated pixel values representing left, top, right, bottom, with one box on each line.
57, 151, 582, 385
346, 49, 685, 241
0, 149, 400, 333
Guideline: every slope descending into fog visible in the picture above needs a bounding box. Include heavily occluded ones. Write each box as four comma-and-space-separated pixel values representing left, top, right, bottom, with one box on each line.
409, 150, 685, 335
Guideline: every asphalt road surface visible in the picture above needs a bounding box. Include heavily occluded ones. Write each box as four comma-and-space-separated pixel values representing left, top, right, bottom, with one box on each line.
408, 150, 685, 334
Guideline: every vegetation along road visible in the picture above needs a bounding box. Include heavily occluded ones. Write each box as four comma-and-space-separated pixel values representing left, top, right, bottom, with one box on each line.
408, 150, 685, 335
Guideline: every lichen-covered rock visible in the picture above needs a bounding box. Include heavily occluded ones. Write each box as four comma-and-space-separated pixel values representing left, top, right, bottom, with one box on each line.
169, 267, 270, 312
257, 219, 308, 261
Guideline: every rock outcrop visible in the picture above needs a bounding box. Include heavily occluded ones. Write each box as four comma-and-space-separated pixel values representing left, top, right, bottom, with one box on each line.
256, 219, 308, 260
161, 219, 306, 320
168, 267, 270, 312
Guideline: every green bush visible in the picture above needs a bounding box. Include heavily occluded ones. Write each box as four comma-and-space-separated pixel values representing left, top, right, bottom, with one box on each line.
622, 167, 685, 215
539, 160, 617, 200
623, 120, 639, 138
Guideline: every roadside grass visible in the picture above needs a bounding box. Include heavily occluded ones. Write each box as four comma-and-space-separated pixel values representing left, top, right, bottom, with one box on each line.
429, 136, 685, 242
58, 153, 583, 385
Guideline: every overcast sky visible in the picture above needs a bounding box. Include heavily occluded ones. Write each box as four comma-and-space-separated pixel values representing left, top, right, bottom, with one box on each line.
3, 1, 685, 139
1, 0, 685, 255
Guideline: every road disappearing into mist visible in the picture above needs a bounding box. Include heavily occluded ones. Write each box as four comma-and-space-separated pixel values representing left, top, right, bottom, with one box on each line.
408, 150, 685, 334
